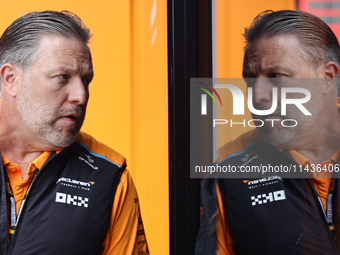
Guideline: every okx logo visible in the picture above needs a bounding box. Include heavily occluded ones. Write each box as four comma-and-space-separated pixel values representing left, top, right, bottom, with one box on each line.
198, 82, 222, 115
251, 189, 286, 206
55, 192, 89, 208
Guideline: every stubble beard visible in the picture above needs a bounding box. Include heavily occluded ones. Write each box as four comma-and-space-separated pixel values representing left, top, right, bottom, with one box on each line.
256, 84, 322, 147
255, 109, 306, 146
17, 81, 84, 148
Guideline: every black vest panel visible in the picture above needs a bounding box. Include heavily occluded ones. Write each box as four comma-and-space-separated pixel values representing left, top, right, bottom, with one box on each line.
217, 140, 339, 255
1, 142, 124, 255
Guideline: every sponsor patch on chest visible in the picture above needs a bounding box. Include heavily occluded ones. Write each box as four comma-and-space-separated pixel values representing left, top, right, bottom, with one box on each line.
55, 192, 89, 208
251, 189, 286, 206
56, 177, 95, 191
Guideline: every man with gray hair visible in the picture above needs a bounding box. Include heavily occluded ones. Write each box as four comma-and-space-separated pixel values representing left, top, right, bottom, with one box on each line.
196, 10, 340, 254
0, 11, 149, 254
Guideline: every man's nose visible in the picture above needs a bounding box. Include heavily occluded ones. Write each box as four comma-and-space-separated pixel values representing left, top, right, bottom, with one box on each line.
68, 78, 89, 105
251, 78, 273, 105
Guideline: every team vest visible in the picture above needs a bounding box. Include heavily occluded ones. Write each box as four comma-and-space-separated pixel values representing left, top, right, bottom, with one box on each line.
196, 139, 340, 255
0, 141, 125, 255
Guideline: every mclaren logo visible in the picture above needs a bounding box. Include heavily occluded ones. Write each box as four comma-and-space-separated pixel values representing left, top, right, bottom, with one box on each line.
251, 189, 286, 206
56, 177, 95, 191
243, 176, 283, 190
56, 177, 94, 187
55, 192, 89, 208
245, 176, 283, 185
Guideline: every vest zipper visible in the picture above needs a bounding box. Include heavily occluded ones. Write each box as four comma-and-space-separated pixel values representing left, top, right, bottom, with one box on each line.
6, 142, 80, 254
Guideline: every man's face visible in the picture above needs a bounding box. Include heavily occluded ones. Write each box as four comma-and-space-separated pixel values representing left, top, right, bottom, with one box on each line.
242, 34, 324, 147
17, 35, 93, 149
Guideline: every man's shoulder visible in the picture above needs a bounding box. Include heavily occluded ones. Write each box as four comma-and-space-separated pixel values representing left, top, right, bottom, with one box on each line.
216, 129, 260, 163
75, 131, 126, 168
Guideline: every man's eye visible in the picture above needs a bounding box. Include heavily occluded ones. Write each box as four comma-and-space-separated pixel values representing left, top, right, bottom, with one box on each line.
269, 73, 284, 78
57, 74, 68, 80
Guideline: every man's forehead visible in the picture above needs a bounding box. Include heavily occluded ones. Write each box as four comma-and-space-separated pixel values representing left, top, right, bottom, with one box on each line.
242, 34, 310, 78
243, 34, 301, 67
37, 34, 90, 54
246, 35, 300, 56
34, 34, 92, 68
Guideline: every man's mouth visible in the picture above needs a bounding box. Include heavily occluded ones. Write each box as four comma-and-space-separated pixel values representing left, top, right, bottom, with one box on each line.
59, 113, 82, 125
64, 113, 80, 120
54, 107, 85, 127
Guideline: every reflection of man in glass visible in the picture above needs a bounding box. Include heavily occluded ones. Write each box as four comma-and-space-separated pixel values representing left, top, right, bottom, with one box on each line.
196, 10, 340, 254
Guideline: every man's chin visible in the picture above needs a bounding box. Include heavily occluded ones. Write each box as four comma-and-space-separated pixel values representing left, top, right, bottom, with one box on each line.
258, 128, 295, 147
43, 129, 80, 149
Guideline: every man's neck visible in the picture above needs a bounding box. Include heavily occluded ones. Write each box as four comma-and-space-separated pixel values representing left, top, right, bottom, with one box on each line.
282, 122, 340, 165
0, 116, 44, 180
1, 148, 43, 180
295, 145, 339, 165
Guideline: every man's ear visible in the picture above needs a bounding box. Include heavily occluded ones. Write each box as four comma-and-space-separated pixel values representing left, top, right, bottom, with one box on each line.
322, 61, 339, 94
0, 63, 23, 97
